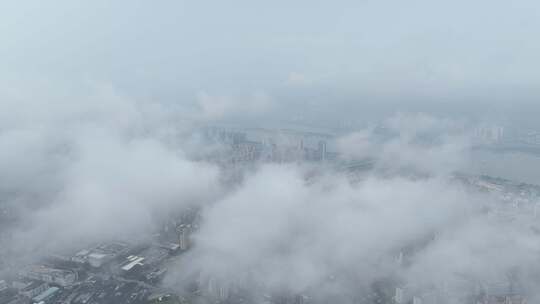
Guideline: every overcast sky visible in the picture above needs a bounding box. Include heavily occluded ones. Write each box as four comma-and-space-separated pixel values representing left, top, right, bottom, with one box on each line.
1, 0, 539, 127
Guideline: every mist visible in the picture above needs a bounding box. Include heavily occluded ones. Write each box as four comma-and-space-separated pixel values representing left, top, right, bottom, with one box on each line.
1, 1, 540, 304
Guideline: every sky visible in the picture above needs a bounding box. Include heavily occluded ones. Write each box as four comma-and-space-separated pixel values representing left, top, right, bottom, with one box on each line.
1, 0, 539, 126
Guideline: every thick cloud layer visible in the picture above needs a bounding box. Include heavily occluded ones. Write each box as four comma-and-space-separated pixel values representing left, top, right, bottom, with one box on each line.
337, 113, 471, 175
164, 119, 540, 302
175, 167, 470, 285
0, 84, 222, 271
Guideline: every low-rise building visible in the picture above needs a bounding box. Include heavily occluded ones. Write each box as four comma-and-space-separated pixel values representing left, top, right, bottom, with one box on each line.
480, 295, 527, 304
23, 266, 77, 287
69, 242, 129, 267
12, 279, 49, 298
120, 255, 145, 272
32, 286, 59, 304
88, 253, 113, 268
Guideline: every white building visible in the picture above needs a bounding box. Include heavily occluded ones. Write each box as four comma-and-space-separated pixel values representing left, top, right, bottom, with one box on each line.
394, 287, 404, 304
474, 125, 505, 144
121, 255, 145, 272
88, 253, 112, 268
23, 266, 77, 287
177, 225, 192, 251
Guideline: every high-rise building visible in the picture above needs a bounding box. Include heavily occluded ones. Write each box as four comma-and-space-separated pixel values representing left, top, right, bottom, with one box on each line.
474, 125, 505, 144
394, 287, 404, 304
177, 224, 192, 251
318, 140, 327, 161
206, 277, 230, 301
294, 294, 305, 304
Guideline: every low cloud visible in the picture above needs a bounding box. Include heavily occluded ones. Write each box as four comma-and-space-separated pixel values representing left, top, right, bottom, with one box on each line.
168, 161, 540, 300
337, 113, 471, 176
0, 82, 223, 269
163, 115, 540, 301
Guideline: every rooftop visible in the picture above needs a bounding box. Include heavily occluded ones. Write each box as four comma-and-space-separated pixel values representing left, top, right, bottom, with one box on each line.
32, 287, 59, 303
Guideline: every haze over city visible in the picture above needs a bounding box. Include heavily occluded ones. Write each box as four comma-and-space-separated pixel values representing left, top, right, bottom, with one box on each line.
1, 1, 540, 304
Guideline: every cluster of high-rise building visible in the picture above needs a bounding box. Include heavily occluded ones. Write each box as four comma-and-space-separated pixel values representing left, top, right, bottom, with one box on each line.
472, 124, 540, 152
473, 125, 506, 144
202, 126, 335, 164
390, 281, 527, 304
